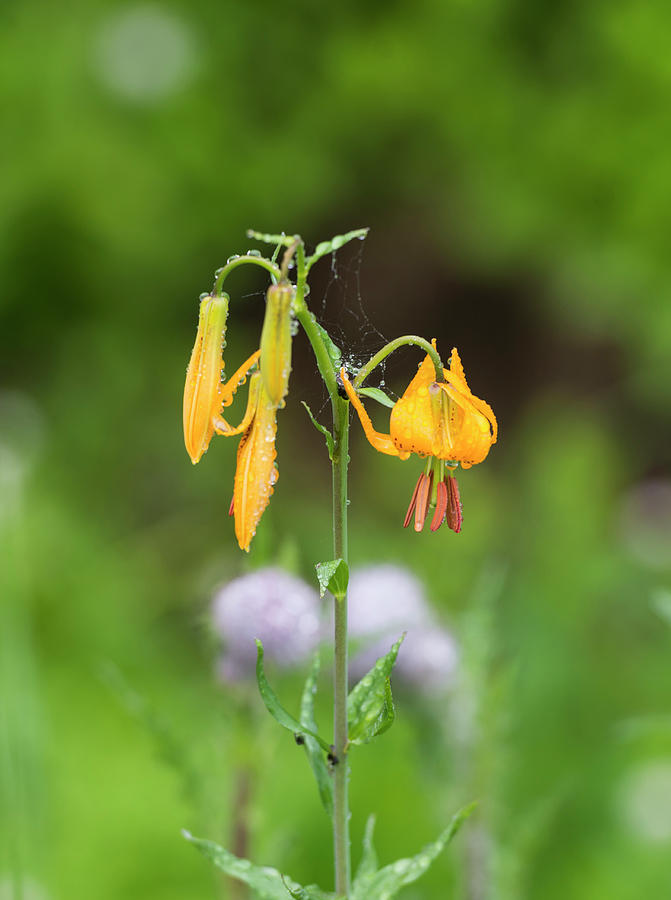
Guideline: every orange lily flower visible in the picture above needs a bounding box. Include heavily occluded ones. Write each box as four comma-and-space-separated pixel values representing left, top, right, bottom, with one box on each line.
183, 293, 260, 464
227, 372, 279, 552
340, 343, 497, 533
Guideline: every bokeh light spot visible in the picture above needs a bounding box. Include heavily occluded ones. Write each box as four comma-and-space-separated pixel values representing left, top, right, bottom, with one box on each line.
94, 4, 197, 103
619, 760, 671, 843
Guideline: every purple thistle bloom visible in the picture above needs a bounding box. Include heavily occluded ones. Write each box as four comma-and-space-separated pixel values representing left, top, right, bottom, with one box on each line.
347, 565, 459, 694
212, 567, 321, 681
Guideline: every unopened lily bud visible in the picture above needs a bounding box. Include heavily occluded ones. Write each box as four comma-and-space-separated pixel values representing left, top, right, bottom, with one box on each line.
183, 293, 229, 464
259, 282, 293, 407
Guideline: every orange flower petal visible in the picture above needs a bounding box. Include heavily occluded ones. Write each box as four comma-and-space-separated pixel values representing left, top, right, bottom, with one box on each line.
233, 376, 279, 552
183, 294, 229, 464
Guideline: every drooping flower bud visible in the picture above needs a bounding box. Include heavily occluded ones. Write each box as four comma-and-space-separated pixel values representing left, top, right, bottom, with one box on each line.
259, 282, 293, 407
183, 293, 229, 464
232, 374, 279, 552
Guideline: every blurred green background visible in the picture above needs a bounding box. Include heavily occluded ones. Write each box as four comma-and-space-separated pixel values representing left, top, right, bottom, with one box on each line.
2, 0, 671, 897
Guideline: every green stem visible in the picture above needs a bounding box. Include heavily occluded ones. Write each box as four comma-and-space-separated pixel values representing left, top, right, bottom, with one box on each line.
353, 335, 444, 387
212, 254, 281, 295
332, 396, 350, 896
294, 240, 351, 895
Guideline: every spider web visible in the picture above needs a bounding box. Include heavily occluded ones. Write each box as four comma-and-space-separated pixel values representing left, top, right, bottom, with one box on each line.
310, 237, 393, 402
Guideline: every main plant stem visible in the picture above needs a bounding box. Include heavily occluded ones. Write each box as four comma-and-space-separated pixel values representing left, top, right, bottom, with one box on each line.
294, 240, 351, 894
332, 396, 350, 896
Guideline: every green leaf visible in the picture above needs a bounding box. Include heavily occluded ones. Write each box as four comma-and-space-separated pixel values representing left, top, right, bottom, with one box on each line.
350, 803, 477, 900
347, 635, 404, 745
281, 878, 336, 900
183, 831, 334, 900
314, 318, 343, 368
307, 228, 369, 270
354, 815, 378, 885
315, 559, 349, 600
300, 653, 334, 817
374, 678, 396, 738
301, 401, 335, 460
356, 387, 396, 409
255, 641, 331, 752
247, 229, 297, 247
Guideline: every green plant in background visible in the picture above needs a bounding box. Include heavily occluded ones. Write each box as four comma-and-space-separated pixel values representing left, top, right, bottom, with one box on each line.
180, 229, 497, 898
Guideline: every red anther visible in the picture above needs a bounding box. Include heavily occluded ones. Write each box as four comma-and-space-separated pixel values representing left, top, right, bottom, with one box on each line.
430, 479, 448, 531
446, 474, 463, 533
414, 472, 433, 533
403, 473, 423, 528
228, 495, 235, 517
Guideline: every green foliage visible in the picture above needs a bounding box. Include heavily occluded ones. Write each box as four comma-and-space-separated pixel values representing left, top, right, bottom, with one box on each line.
354, 815, 378, 885
306, 228, 369, 272
301, 401, 335, 460
314, 317, 343, 369
350, 804, 476, 900
348, 636, 404, 746
255, 640, 331, 752
247, 230, 298, 248
183, 831, 336, 900
356, 387, 396, 409
315, 559, 349, 600
300, 654, 334, 817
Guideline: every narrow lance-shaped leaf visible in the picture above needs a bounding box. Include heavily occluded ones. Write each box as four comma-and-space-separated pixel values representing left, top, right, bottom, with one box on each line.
183, 831, 335, 900
247, 229, 298, 247
315, 318, 343, 368
350, 802, 477, 900
347, 635, 404, 745
300, 653, 334, 817
301, 401, 335, 460
306, 228, 369, 271
255, 641, 331, 752
356, 387, 396, 409
354, 815, 378, 885
315, 559, 349, 600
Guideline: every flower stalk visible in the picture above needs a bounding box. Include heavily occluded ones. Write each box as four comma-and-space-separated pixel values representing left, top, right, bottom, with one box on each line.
183, 228, 496, 898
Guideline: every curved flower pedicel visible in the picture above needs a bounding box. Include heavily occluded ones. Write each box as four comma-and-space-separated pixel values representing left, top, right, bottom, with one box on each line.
341, 342, 497, 533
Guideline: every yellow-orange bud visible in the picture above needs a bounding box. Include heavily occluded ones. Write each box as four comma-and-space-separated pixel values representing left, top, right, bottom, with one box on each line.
259, 282, 293, 407
233, 374, 279, 552
183, 293, 229, 464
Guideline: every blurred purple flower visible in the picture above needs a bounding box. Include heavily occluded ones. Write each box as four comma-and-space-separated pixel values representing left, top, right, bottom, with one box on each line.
347, 565, 459, 694
212, 567, 321, 681
348, 565, 432, 638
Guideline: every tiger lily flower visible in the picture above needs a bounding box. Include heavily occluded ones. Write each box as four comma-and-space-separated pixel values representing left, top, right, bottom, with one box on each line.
340, 342, 497, 533
228, 372, 279, 552
183, 293, 261, 464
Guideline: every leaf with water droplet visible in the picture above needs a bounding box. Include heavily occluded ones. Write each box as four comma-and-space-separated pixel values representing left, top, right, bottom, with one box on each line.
183, 831, 334, 899
315, 559, 349, 600
247, 229, 297, 247
354, 815, 378, 886
255, 641, 331, 752
347, 635, 404, 746
306, 228, 369, 272
302, 402, 335, 460
350, 803, 476, 900
356, 387, 396, 409
300, 652, 333, 817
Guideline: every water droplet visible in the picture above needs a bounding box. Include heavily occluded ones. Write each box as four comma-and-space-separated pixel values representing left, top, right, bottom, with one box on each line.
303, 284, 311, 296
199, 292, 209, 300
214, 267, 223, 277
226, 254, 240, 264
246, 249, 262, 257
